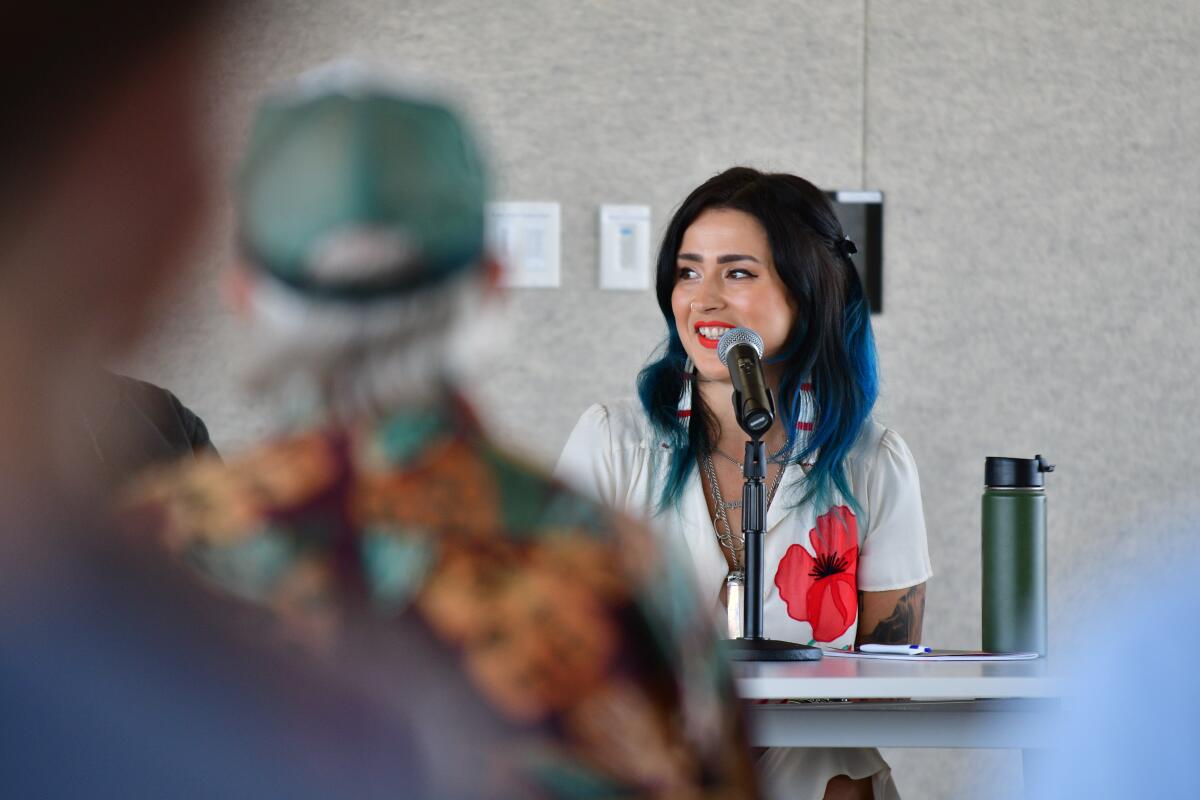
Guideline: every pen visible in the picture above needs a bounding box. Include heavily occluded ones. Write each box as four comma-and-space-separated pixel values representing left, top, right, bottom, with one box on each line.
859, 643, 932, 654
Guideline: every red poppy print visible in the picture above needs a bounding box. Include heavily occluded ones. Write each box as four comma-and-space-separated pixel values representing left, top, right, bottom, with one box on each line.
774, 505, 859, 642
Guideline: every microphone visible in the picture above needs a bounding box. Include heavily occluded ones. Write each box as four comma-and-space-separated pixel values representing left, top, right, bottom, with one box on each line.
717, 327, 775, 436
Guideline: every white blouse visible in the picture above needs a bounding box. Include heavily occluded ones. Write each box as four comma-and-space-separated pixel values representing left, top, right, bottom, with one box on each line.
555, 399, 933, 649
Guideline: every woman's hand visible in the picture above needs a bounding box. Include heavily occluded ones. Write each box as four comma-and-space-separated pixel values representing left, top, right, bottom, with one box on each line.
854, 583, 926, 646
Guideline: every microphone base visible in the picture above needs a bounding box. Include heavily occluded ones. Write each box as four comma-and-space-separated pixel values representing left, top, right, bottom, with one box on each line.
721, 637, 823, 662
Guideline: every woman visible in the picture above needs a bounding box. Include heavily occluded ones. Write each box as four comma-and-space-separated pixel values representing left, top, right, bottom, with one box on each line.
556, 167, 932, 800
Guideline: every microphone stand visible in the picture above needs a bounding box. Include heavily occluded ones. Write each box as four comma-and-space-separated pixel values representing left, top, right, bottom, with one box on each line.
721, 388, 822, 662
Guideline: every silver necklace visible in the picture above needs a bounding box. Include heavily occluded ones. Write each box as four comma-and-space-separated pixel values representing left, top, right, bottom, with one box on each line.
701, 450, 786, 568
710, 448, 785, 510
712, 448, 744, 468
712, 449, 744, 510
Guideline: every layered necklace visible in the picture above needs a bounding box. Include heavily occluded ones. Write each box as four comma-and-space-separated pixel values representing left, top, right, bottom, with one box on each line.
702, 444, 788, 640
701, 447, 787, 568
682, 370, 815, 637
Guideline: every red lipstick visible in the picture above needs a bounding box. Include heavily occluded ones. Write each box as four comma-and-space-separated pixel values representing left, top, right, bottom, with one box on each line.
694, 321, 734, 350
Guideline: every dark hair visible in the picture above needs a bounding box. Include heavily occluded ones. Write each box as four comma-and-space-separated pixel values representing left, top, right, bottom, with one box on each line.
636, 166, 878, 511
0, 3, 223, 194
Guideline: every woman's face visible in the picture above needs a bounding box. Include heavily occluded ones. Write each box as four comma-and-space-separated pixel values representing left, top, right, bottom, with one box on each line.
671, 208, 798, 385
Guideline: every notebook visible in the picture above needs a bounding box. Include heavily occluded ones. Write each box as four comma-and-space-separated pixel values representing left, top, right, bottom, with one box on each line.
821, 648, 1040, 661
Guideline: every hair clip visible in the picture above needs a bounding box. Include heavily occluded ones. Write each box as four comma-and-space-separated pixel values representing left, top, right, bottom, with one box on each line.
838, 236, 858, 256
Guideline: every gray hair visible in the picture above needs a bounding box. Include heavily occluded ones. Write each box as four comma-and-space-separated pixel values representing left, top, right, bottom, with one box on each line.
240, 266, 503, 423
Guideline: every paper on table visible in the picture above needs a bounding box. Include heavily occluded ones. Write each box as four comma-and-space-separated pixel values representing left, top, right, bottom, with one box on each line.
822, 648, 1040, 661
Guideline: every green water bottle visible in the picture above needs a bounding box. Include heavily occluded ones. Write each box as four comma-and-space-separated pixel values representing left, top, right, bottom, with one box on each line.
982, 454, 1054, 656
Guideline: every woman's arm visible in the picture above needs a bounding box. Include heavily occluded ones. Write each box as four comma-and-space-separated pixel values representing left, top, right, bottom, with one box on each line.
853, 427, 931, 647
854, 583, 926, 646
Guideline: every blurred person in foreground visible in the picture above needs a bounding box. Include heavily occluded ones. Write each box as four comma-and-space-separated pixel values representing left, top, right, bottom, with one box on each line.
125, 63, 759, 799
1025, 536, 1200, 799
1, 6, 422, 797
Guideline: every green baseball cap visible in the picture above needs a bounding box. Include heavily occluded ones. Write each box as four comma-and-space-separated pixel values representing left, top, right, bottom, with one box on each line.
238, 77, 487, 301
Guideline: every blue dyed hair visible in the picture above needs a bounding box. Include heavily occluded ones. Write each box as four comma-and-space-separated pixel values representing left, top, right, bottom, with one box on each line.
637, 167, 878, 512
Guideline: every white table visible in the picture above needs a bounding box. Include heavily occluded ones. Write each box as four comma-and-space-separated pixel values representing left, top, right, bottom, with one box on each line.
734, 657, 1059, 750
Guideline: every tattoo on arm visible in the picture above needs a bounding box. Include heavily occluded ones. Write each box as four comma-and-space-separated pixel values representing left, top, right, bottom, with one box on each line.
859, 584, 926, 644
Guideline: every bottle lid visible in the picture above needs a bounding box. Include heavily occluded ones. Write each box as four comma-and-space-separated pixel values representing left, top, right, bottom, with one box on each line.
985, 454, 1055, 488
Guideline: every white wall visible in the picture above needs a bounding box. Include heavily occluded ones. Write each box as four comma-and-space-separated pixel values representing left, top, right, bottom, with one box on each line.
129, 2, 1200, 796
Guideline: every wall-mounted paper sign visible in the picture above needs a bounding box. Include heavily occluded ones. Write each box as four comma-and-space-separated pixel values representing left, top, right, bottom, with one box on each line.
486, 201, 561, 289
599, 204, 651, 291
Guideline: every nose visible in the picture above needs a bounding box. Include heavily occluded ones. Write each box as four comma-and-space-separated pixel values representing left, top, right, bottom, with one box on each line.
689, 273, 724, 313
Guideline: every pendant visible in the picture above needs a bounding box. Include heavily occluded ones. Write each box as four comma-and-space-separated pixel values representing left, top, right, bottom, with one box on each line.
725, 569, 745, 639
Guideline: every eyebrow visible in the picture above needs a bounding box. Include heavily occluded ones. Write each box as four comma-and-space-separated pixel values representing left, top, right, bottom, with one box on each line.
676, 253, 761, 264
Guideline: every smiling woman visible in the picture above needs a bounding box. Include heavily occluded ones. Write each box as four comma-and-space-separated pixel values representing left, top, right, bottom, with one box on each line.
556, 167, 933, 800
671, 207, 797, 371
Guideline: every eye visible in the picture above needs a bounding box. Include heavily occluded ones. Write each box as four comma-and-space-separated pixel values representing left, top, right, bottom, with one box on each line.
725, 267, 756, 280
676, 266, 700, 280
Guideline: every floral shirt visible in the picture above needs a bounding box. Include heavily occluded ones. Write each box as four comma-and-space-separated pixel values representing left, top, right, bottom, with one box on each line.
555, 398, 933, 649
124, 395, 757, 799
